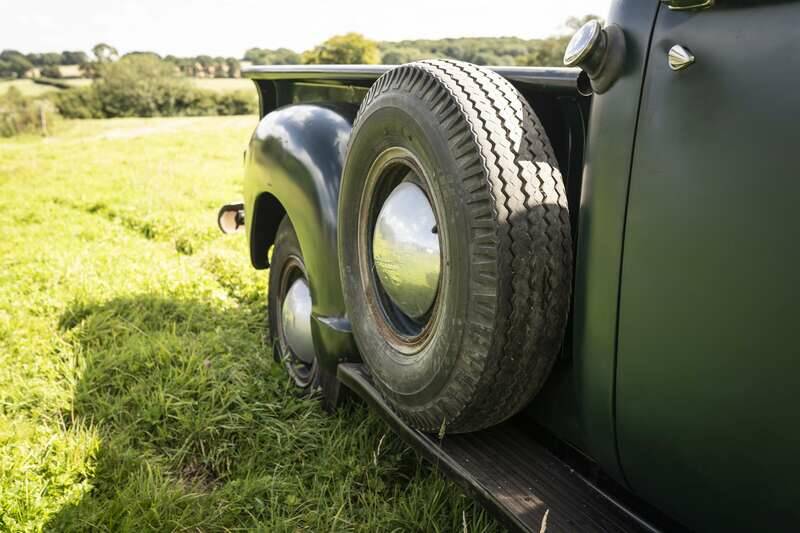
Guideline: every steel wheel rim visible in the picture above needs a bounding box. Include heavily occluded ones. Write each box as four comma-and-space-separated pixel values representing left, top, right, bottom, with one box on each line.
358, 146, 445, 355
372, 181, 441, 320
276, 256, 317, 388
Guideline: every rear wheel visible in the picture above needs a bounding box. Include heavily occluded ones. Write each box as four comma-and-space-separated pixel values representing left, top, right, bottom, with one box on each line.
269, 216, 319, 391
338, 60, 573, 433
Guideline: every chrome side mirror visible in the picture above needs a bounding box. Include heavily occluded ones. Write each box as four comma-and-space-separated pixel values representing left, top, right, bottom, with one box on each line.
563, 20, 626, 95
217, 202, 245, 234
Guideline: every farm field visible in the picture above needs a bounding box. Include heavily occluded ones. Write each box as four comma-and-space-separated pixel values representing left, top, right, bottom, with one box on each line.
0, 77, 254, 97
0, 116, 500, 531
0, 79, 62, 97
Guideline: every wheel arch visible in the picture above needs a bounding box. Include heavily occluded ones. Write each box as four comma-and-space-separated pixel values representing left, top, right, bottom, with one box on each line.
248, 191, 285, 270
244, 102, 360, 371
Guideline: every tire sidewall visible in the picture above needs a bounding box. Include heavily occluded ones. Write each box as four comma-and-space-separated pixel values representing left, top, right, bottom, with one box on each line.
340, 92, 477, 407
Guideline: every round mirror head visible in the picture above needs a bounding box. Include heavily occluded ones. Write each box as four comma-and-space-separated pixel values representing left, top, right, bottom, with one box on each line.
217, 204, 244, 234
218, 209, 240, 234
563, 19, 602, 67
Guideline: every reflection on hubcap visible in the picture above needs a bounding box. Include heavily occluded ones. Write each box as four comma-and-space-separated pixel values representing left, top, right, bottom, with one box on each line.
372, 182, 441, 319
281, 277, 315, 364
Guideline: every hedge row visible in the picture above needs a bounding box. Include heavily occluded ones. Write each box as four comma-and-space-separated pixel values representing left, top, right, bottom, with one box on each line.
32, 77, 73, 89
0, 87, 58, 137
53, 85, 256, 119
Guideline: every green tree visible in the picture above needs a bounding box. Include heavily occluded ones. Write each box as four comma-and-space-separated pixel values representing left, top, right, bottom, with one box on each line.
92, 43, 118, 63
61, 50, 89, 65
374, 17, 604, 67
302, 33, 380, 65
25, 53, 43, 66
93, 54, 189, 117
40, 65, 62, 78
226, 58, 240, 78
519, 37, 569, 66
380, 47, 425, 65
243, 47, 301, 65
0, 50, 33, 78
41, 52, 63, 66
79, 62, 97, 78
121, 51, 161, 61
270, 48, 301, 64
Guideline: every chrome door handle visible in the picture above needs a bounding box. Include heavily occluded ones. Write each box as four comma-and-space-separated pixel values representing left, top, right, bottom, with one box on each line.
661, 0, 714, 10
668, 45, 695, 71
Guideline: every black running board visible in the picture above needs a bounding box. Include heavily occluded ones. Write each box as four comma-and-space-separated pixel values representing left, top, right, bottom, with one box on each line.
337, 363, 655, 533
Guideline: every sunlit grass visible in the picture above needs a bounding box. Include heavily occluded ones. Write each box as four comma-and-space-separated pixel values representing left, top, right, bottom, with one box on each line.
0, 79, 57, 97
0, 116, 500, 531
0, 78, 92, 97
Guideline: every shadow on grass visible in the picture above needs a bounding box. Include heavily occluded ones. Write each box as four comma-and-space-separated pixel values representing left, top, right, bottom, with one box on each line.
44, 294, 459, 532
45, 294, 274, 529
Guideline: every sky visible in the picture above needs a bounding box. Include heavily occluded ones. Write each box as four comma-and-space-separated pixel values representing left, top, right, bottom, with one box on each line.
2, 0, 612, 58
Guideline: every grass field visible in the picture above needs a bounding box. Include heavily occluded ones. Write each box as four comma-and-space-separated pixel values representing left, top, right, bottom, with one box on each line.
0, 80, 60, 97
1, 78, 254, 97
0, 116, 500, 532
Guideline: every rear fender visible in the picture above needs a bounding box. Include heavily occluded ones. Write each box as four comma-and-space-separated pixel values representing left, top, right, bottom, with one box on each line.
244, 103, 359, 369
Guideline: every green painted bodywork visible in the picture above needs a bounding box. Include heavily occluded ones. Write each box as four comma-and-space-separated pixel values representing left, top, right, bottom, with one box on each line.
241, 1, 800, 528
559, 0, 660, 483
617, 2, 800, 530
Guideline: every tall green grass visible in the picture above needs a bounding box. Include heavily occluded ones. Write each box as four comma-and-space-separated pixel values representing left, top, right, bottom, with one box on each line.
0, 116, 500, 532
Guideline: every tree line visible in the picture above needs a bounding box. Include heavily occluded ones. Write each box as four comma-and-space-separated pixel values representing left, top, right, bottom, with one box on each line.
247, 16, 596, 66
1, 53, 259, 136
0, 44, 242, 80
2, 15, 597, 80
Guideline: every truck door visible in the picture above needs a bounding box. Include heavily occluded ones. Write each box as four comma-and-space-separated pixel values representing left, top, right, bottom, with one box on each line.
616, 2, 800, 530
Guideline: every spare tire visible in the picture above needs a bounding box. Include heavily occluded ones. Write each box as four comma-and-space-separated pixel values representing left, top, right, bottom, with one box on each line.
338, 60, 572, 433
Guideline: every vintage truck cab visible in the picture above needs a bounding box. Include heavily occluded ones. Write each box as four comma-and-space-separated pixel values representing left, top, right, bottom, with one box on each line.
219, 1, 800, 530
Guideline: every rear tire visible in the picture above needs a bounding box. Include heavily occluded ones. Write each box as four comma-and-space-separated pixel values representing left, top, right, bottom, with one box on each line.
269, 216, 319, 392
338, 60, 573, 433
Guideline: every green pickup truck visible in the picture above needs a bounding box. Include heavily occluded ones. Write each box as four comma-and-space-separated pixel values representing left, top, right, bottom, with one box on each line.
217, 1, 800, 530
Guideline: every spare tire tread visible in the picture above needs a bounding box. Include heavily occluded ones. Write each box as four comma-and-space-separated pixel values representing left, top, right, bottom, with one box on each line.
438, 60, 573, 427
425, 60, 570, 430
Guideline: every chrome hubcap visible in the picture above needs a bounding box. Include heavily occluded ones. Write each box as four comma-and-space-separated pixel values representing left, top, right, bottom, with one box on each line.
281, 277, 315, 364
372, 181, 441, 320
